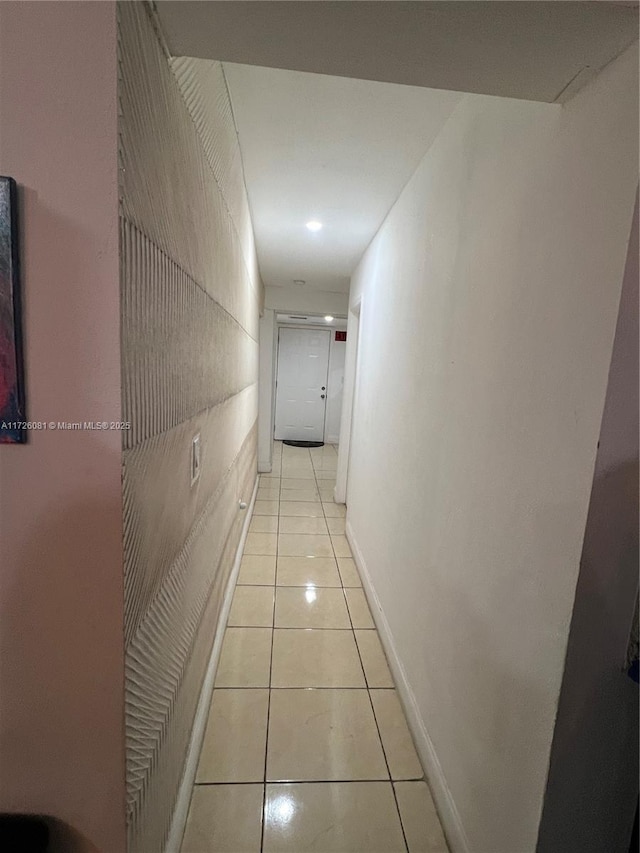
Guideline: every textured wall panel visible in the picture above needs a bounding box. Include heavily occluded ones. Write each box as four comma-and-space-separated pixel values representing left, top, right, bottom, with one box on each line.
169, 54, 263, 327
123, 384, 258, 645
169, 57, 257, 269
126, 431, 257, 853
121, 218, 258, 449
119, 3, 260, 852
119, 1, 259, 339
169, 57, 238, 222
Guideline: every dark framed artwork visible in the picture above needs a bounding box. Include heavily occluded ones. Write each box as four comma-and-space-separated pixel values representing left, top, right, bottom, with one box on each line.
0, 176, 26, 443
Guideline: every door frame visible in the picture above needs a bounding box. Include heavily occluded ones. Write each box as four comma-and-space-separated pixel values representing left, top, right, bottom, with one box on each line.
262, 314, 347, 466
273, 325, 331, 442
334, 296, 362, 505
260, 316, 349, 456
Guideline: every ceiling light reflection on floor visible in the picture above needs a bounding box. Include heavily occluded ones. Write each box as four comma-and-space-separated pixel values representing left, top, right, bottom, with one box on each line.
306, 220, 322, 232
267, 793, 296, 827
305, 585, 317, 603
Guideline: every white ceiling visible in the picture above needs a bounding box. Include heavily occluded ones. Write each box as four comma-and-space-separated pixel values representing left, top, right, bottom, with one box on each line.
155, 2, 638, 102
154, 1, 638, 295
223, 64, 461, 292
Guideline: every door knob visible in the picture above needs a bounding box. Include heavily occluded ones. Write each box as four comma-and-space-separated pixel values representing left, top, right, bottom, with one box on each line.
321, 394, 326, 399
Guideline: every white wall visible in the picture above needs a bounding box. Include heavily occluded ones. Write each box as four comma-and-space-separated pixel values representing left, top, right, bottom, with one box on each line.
341, 44, 638, 853
325, 333, 347, 444
265, 284, 348, 316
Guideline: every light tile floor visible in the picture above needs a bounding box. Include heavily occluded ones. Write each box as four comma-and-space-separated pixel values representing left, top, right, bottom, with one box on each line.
181, 442, 449, 853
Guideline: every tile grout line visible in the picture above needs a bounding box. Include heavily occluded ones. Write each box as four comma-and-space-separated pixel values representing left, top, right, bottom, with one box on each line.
318, 449, 352, 626
259, 447, 280, 853
230, 623, 357, 630
317, 448, 411, 853
322, 461, 369, 686
190, 448, 423, 851
315, 456, 385, 777
322, 466, 409, 853
356, 636, 411, 850
196, 777, 396, 786
215, 685, 386, 690
269, 446, 411, 846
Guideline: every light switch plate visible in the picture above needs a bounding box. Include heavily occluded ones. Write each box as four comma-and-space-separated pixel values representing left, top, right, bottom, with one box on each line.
191, 434, 201, 485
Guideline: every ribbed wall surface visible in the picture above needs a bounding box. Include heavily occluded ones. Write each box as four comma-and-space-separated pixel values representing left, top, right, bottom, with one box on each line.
170, 55, 261, 297
118, 4, 260, 851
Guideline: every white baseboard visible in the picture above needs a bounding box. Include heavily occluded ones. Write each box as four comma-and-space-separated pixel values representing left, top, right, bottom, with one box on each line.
345, 521, 471, 853
165, 475, 259, 853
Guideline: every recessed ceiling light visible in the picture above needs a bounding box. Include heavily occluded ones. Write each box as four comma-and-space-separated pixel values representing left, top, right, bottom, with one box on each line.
324, 315, 334, 322
306, 220, 323, 232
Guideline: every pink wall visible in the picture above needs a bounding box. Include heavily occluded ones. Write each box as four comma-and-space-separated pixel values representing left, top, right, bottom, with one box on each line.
0, 3, 126, 851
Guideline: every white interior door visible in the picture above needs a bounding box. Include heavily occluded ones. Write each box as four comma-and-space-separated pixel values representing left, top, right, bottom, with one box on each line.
275, 328, 331, 441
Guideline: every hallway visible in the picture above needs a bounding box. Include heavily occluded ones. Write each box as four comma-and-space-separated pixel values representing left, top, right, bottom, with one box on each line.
0, 4, 636, 852
180, 442, 448, 853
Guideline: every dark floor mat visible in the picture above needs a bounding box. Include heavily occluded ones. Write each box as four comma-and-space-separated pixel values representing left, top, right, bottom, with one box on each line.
283, 440, 325, 448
